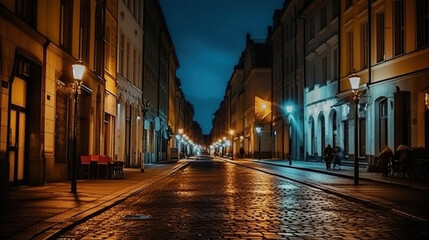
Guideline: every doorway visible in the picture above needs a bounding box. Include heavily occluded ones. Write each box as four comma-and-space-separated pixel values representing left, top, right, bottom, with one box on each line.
9, 97, 27, 184
9, 76, 28, 184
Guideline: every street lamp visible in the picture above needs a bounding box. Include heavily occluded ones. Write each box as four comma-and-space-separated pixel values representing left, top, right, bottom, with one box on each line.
229, 130, 235, 159
255, 126, 262, 160
349, 69, 361, 185
176, 128, 184, 159
286, 105, 293, 165
183, 134, 189, 158
71, 60, 86, 193
222, 136, 227, 157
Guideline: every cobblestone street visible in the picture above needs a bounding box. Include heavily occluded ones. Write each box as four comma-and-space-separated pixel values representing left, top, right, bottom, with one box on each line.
59, 158, 429, 239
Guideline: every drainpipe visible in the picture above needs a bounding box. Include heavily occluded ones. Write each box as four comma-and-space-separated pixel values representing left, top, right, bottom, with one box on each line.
337, 1, 341, 95
166, 48, 173, 161
156, 28, 163, 163
280, 22, 285, 161
128, 105, 132, 166
297, 13, 306, 161
293, 6, 298, 160
270, 70, 273, 156
368, 0, 372, 85
42, 39, 50, 184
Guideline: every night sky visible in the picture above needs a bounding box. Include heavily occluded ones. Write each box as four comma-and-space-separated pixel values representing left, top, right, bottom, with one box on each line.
159, 0, 284, 134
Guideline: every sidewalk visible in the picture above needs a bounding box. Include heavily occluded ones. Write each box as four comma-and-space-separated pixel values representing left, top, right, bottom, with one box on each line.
248, 158, 429, 190
0, 160, 190, 240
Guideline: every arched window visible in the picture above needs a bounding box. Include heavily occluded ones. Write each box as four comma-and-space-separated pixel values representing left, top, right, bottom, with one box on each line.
331, 110, 337, 147
319, 113, 326, 156
378, 98, 388, 152
308, 117, 315, 156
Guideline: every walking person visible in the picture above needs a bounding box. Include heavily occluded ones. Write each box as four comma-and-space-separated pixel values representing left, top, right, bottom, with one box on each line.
333, 146, 343, 170
324, 144, 334, 170
239, 147, 244, 158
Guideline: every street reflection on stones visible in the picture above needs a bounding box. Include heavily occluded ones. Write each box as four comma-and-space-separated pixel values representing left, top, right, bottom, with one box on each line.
60, 159, 428, 239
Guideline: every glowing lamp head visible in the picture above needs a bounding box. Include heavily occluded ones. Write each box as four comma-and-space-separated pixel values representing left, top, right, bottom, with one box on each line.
286, 105, 293, 114
255, 126, 262, 133
348, 70, 360, 90
72, 60, 86, 80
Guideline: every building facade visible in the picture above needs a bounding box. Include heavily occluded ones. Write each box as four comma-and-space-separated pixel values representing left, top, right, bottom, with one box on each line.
0, 0, 117, 188
302, 0, 339, 161
211, 34, 272, 159
337, 0, 429, 165
0, 0, 200, 192
116, 0, 143, 167
271, 0, 307, 162
213, 0, 429, 166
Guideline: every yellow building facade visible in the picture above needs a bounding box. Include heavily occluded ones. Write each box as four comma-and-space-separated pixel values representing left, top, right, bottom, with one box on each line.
0, 0, 117, 188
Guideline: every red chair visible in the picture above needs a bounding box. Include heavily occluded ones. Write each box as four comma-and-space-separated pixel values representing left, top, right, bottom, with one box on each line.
98, 155, 111, 178
90, 155, 100, 162
89, 155, 100, 178
80, 156, 91, 179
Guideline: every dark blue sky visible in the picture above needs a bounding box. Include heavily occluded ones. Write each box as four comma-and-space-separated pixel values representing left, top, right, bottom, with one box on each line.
159, 0, 284, 134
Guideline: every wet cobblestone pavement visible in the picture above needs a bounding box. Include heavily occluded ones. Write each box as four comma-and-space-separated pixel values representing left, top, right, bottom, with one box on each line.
59, 158, 429, 239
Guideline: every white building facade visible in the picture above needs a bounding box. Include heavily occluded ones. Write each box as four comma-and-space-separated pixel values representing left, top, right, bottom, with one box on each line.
116, 0, 144, 167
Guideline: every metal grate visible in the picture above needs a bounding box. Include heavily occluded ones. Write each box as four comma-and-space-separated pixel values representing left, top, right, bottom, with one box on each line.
122, 214, 152, 220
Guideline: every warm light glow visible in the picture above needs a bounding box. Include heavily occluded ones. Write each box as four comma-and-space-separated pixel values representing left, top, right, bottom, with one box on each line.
425, 93, 429, 110
72, 61, 86, 80
229, 129, 235, 135
255, 96, 271, 120
348, 70, 360, 90
178, 128, 184, 134
222, 136, 227, 141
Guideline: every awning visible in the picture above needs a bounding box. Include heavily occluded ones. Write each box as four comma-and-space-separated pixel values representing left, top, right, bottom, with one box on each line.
331, 90, 367, 108
331, 96, 351, 108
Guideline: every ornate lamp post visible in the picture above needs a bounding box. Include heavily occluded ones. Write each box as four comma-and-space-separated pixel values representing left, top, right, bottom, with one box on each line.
71, 60, 86, 193
176, 128, 184, 160
286, 105, 293, 165
255, 126, 262, 160
349, 70, 361, 185
229, 130, 235, 159
222, 136, 227, 157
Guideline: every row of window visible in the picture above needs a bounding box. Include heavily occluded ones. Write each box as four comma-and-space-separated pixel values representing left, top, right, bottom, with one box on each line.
346, 0, 429, 73
308, 0, 339, 40
122, 0, 143, 26
118, 32, 142, 88
307, 47, 338, 91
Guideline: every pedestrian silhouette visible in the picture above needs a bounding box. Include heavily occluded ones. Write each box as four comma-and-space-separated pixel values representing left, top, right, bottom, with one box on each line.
239, 147, 244, 158
324, 144, 334, 170
333, 146, 343, 170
